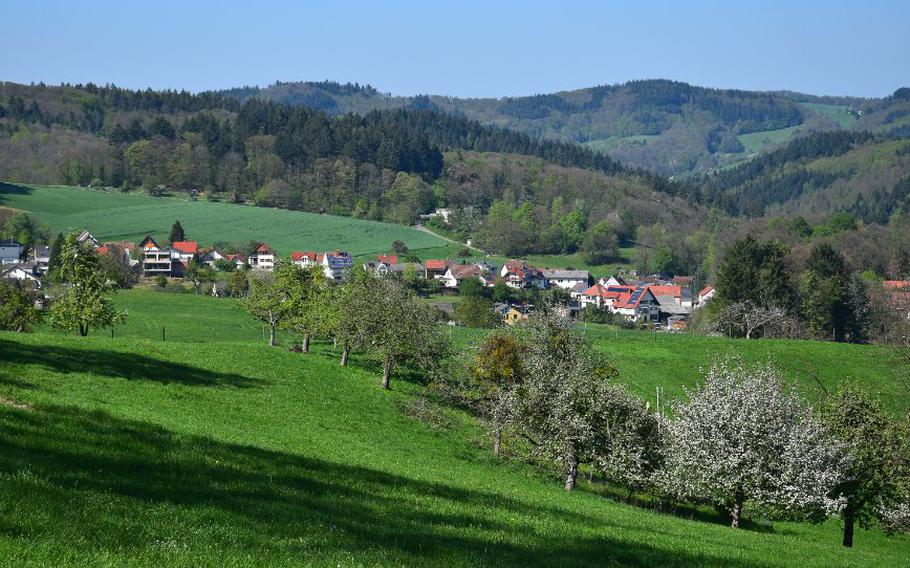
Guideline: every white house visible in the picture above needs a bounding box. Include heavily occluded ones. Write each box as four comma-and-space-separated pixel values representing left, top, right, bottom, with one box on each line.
442, 264, 484, 288
199, 248, 225, 267
542, 269, 589, 290
697, 285, 716, 306
76, 231, 100, 248
0, 239, 23, 265
139, 235, 172, 276
501, 260, 547, 289
1, 265, 41, 288
321, 251, 353, 281
170, 241, 199, 263
248, 243, 276, 271
612, 286, 661, 322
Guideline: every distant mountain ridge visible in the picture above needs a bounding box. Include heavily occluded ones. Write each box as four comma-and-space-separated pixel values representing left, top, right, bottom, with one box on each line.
216, 79, 910, 176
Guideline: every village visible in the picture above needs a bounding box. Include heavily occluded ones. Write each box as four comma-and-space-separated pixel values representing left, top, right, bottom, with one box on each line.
0, 230, 728, 329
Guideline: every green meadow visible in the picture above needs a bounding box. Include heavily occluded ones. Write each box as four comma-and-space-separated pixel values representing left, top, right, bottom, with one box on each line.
0, 182, 447, 256
1, 289, 908, 566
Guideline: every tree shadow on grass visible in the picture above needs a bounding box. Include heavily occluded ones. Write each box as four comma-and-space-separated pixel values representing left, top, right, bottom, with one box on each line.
0, 338, 262, 388
0, 404, 775, 568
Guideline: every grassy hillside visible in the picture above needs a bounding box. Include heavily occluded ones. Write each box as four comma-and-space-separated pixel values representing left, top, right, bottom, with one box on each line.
1, 289, 908, 566
0, 182, 448, 256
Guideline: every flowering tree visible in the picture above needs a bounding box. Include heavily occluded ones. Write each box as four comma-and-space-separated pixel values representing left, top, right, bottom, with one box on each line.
505, 313, 658, 491
662, 358, 846, 528
468, 330, 526, 456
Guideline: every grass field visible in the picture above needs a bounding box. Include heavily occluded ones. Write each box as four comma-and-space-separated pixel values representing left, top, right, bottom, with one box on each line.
801, 102, 858, 129
2, 289, 908, 566
737, 125, 802, 155
0, 182, 448, 256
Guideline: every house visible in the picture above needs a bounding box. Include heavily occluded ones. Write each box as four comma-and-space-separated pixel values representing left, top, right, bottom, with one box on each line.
612, 286, 661, 322
377, 254, 398, 265
504, 304, 531, 325
290, 251, 319, 268
697, 285, 716, 306
76, 230, 100, 248
569, 281, 588, 300
248, 243, 276, 271
170, 241, 199, 263
375, 262, 426, 278
500, 260, 547, 289
441, 264, 485, 288
424, 259, 453, 278
0, 239, 23, 265
1, 264, 41, 289
542, 269, 589, 290
648, 285, 684, 306
30, 244, 50, 273
199, 248, 225, 267
598, 275, 627, 288
671, 276, 694, 287
418, 208, 453, 223
580, 284, 634, 309
322, 251, 353, 281
225, 254, 247, 270
139, 235, 172, 276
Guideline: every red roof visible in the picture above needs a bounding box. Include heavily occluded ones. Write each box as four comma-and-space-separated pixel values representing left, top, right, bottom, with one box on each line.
613, 287, 655, 309
698, 285, 714, 297
582, 284, 633, 299
425, 259, 450, 271
253, 243, 274, 254
96, 245, 110, 255
647, 285, 682, 298
378, 254, 398, 264
291, 251, 318, 262
171, 241, 198, 254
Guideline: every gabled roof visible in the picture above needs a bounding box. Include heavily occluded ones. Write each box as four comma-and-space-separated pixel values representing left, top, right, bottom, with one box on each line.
424, 259, 451, 271
377, 254, 398, 264
290, 251, 318, 262
698, 285, 715, 297
139, 235, 160, 250
613, 286, 657, 309
448, 264, 483, 279
647, 285, 682, 298
672, 276, 694, 285
250, 243, 274, 255
171, 241, 198, 254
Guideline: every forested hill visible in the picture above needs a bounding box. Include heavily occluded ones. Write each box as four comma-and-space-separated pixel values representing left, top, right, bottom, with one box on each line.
0, 81, 703, 263
218, 80, 910, 176
701, 130, 910, 222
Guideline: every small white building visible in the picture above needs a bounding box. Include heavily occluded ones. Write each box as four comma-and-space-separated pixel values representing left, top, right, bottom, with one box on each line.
697, 285, 716, 306
248, 243, 276, 271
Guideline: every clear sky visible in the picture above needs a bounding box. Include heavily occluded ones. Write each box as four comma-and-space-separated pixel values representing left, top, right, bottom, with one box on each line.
2, 0, 907, 98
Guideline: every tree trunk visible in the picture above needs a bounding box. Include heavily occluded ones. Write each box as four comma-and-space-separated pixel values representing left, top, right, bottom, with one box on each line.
79, 324, 88, 337
492, 428, 501, 456
380, 353, 393, 389
302, 333, 310, 353
731, 490, 744, 528
564, 446, 579, 491
340, 344, 350, 366
843, 509, 855, 548
269, 325, 276, 347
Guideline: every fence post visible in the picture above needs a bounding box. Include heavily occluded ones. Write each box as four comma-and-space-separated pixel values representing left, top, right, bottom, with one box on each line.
162, 327, 166, 342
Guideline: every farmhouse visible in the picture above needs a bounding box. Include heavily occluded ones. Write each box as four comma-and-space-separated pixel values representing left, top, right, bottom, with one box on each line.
697, 285, 716, 306
424, 259, 452, 278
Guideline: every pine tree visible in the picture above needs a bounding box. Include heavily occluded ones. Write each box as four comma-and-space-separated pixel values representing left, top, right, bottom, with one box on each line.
169, 220, 185, 244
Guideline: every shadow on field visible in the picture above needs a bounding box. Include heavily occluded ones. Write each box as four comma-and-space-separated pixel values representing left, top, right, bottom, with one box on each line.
0, 404, 773, 567
0, 181, 32, 202
0, 338, 261, 388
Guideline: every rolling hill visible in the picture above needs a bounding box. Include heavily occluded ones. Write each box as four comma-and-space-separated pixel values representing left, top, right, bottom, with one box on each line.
220, 80, 910, 177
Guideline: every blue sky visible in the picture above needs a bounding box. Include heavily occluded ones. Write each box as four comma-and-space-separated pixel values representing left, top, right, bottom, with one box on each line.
2, 0, 907, 98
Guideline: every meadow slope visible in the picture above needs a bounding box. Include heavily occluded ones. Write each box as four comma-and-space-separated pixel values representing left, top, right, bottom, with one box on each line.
0, 289, 908, 566
0, 183, 447, 256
